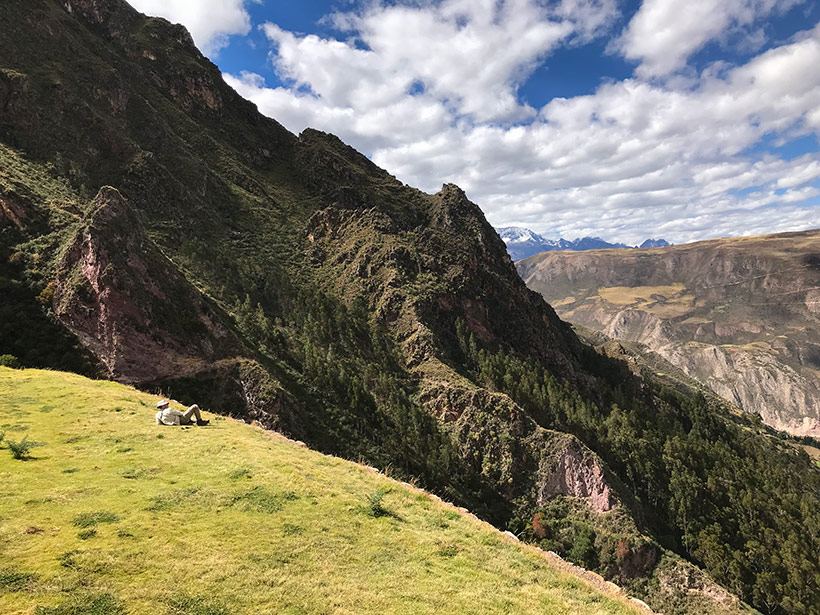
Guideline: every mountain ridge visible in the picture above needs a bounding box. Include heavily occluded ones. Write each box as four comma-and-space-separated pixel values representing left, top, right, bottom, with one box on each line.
497, 227, 670, 261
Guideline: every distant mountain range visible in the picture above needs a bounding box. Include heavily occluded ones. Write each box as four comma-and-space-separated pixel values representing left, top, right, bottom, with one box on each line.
497, 227, 670, 261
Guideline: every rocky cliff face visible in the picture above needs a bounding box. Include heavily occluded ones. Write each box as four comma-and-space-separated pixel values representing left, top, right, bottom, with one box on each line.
54, 187, 241, 383
517, 231, 820, 436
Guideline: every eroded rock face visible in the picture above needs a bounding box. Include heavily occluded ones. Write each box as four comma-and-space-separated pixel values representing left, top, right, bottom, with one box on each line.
536, 441, 615, 513
518, 231, 820, 437
421, 382, 619, 514
0, 193, 32, 230
657, 341, 820, 436
655, 559, 740, 610
53, 187, 240, 383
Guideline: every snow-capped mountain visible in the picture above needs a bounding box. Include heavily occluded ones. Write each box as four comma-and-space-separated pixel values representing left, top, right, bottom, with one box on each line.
639, 239, 672, 248
497, 227, 670, 261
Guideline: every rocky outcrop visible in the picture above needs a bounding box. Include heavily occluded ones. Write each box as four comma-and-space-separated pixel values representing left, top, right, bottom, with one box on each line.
53, 187, 241, 383
654, 558, 741, 613
421, 382, 618, 514
536, 440, 615, 513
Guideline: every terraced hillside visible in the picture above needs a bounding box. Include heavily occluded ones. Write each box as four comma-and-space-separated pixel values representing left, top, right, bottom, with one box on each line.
0, 367, 649, 615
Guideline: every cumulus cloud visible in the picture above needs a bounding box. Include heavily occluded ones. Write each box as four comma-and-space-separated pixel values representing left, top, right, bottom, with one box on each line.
127, 0, 256, 56
617, 0, 806, 79
262, 0, 589, 123
227, 7, 820, 245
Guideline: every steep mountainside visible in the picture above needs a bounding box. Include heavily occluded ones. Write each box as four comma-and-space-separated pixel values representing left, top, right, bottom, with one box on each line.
517, 231, 820, 437
0, 367, 653, 615
1, 2, 820, 613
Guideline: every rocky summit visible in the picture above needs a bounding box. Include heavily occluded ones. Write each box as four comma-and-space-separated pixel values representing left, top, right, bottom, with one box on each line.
2, 2, 820, 614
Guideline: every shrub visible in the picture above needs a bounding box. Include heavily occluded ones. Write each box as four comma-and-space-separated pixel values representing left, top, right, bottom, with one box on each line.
6, 436, 33, 460
364, 489, 394, 518
0, 354, 20, 368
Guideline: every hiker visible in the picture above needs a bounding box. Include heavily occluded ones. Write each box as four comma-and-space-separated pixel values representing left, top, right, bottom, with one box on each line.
155, 399, 209, 426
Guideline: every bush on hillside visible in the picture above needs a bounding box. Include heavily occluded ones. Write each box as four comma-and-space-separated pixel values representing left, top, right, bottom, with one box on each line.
0, 354, 20, 368
365, 489, 392, 518
5, 436, 33, 460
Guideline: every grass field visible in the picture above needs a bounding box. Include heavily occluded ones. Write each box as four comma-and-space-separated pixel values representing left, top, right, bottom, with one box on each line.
597, 285, 686, 306
0, 368, 644, 615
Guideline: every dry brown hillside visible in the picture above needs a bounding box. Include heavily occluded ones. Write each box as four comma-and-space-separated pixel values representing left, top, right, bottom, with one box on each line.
517, 229, 820, 437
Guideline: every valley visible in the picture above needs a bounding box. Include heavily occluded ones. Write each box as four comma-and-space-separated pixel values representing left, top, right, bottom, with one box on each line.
1, 2, 819, 614
517, 230, 820, 438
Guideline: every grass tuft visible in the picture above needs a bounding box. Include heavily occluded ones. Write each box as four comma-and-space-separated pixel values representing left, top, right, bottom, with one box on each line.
168, 594, 230, 615
121, 466, 157, 479
437, 543, 460, 558
57, 550, 81, 568
228, 468, 252, 480
34, 592, 126, 615
72, 511, 119, 528
0, 569, 38, 591
282, 523, 304, 536
229, 486, 295, 514
147, 487, 205, 512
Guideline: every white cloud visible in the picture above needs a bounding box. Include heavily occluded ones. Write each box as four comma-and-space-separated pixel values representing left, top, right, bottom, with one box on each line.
262, 0, 598, 123
617, 0, 805, 79
227, 9, 820, 245
127, 0, 256, 56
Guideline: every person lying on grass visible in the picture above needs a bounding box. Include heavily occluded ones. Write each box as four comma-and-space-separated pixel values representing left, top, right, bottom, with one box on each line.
155, 399, 210, 426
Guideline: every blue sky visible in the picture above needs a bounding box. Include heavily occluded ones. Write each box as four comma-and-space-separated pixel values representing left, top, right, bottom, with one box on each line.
129, 0, 820, 244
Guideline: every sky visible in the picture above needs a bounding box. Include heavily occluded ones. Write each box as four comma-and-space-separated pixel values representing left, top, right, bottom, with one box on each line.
127, 0, 820, 245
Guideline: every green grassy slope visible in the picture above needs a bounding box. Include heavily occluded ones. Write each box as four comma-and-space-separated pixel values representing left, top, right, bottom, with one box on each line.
0, 367, 645, 615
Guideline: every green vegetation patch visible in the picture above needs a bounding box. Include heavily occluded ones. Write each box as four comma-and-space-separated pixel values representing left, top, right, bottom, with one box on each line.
168, 594, 230, 615
72, 511, 120, 528
147, 487, 210, 512
0, 568, 38, 591
229, 486, 298, 514
34, 593, 126, 615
